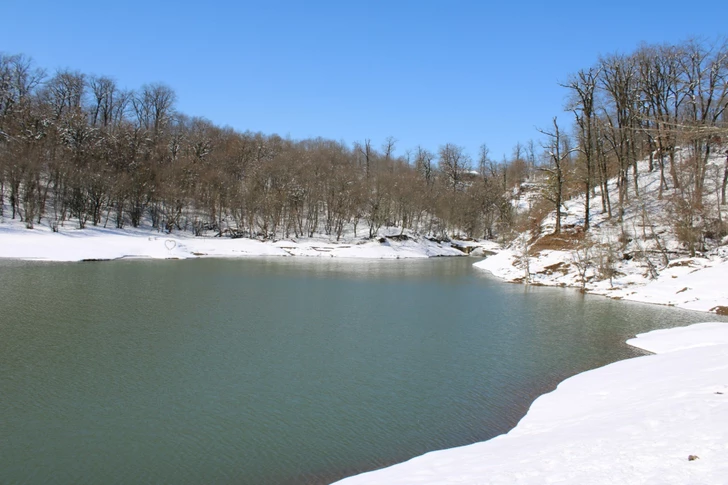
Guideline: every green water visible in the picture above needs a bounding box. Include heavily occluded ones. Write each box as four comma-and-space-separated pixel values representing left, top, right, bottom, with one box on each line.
0, 257, 722, 484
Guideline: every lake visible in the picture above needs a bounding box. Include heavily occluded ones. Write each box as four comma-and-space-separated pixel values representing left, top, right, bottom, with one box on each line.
0, 257, 723, 484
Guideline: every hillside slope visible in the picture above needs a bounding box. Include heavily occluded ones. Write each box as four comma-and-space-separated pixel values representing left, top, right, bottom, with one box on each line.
476, 150, 728, 313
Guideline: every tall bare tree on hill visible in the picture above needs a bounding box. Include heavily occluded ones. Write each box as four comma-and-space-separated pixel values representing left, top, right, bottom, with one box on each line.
564, 66, 601, 229
539, 118, 575, 235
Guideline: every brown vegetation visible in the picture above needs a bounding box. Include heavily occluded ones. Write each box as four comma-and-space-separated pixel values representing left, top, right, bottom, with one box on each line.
1, 37, 726, 252
529, 229, 585, 254
0, 54, 514, 239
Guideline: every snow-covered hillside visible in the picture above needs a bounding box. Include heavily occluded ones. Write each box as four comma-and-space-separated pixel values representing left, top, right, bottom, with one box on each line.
333, 321, 728, 484
476, 150, 728, 314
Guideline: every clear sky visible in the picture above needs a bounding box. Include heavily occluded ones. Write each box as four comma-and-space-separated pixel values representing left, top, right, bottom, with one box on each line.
2, 0, 727, 161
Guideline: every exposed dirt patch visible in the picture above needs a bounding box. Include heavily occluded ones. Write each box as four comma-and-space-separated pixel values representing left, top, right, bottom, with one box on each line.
539, 261, 570, 275
451, 244, 475, 254
529, 230, 585, 254
710, 306, 728, 316
386, 234, 410, 242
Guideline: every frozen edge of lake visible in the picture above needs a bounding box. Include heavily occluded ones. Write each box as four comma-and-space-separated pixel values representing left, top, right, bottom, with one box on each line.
333, 321, 728, 484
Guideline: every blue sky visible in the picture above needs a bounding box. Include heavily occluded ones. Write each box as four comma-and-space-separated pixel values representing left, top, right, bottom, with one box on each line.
2, 0, 727, 161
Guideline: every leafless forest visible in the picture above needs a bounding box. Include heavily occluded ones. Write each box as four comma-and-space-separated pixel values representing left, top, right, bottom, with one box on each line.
1, 38, 726, 249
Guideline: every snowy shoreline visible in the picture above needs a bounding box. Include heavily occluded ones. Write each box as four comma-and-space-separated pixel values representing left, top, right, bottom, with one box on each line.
333, 321, 728, 484
3, 218, 723, 315
470, 150, 728, 315
473, 248, 728, 314
0, 222, 498, 262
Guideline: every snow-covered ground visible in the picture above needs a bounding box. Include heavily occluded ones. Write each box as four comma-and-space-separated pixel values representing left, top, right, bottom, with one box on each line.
475, 246, 728, 313
0, 218, 499, 261
475, 150, 728, 314
334, 321, 728, 484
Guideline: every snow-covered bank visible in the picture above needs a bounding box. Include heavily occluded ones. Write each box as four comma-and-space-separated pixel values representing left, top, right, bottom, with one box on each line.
0, 222, 498, 261
473, 148, 728, 314
334, 322, 728, 484
474, 248, 728, 313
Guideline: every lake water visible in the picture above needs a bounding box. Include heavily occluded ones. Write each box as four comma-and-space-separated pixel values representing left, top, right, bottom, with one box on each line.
0, 257, 723, 484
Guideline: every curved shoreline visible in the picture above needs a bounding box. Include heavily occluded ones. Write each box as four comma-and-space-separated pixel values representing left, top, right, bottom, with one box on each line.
333, 321, 728, 484
330, 251, 728, 484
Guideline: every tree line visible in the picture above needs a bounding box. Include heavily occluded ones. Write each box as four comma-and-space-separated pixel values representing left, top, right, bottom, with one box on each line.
0, 54, 515, 240
1, 37, 727, 251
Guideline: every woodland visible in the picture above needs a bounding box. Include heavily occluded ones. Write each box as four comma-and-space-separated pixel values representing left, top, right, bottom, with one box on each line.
1, 38, 726, 253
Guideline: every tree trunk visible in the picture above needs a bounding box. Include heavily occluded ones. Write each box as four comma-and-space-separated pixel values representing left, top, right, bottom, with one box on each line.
721, 151, 728, 205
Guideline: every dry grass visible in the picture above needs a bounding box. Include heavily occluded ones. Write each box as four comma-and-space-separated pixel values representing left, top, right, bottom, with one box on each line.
529, 227, 585, 254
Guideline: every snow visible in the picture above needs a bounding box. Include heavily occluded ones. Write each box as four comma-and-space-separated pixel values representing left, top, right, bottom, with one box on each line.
334, 322, 728, 484
0, 220, 484, 261
610, 259, 728, 313
473, 248, 728, 313
626, 321, 728, 354
474, 149, 728, 315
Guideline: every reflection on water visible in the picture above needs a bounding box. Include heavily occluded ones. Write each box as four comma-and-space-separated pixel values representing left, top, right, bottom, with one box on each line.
0, 257, 723, 484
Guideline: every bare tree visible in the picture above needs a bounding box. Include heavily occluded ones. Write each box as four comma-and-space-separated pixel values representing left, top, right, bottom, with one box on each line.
355, 138, 373, 178
722, 149, 728, 205
89, 75, 129, 129
414, 145, 435, 186
538, 117, 576, 235
438, 143, 469, 192
382, 136, 396, 161
564, 65, 601, 229
132, 83, 176, 136
636, 44, 686, 195
600, 53, 642, 217
678, 39, 728, 207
